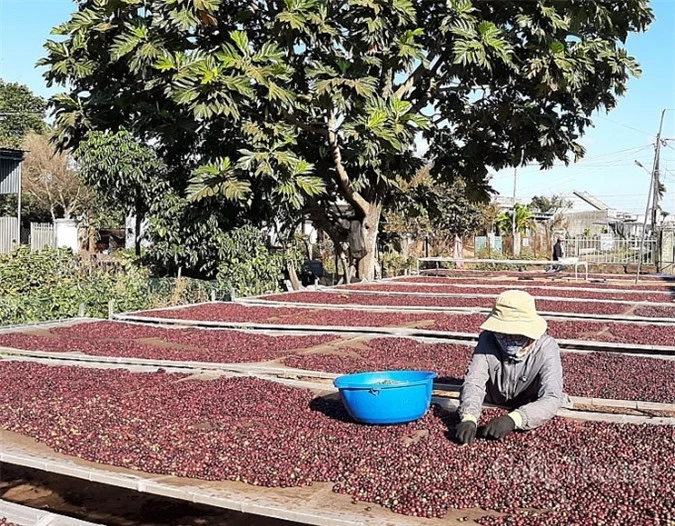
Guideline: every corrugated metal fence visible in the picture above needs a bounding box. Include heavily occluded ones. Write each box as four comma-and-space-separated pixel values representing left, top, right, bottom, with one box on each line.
0, 155, 21, 195
30, 222, 56, 251
0, 217, 18, 253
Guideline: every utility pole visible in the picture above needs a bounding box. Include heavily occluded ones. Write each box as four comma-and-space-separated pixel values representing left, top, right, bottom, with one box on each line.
511, 151, 524, 257
651, 119, 664, 230
635, 159, 655, 284
512, 165, 517, 257
636, 109, 669, 282
652, 133, 663, 271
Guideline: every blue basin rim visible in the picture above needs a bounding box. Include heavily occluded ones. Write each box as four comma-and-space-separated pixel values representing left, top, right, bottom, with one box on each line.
333, 370, 438, 389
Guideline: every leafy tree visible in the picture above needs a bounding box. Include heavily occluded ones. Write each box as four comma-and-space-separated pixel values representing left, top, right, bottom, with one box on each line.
40, 0, 653, 279
22, 132, 92, 222
529, 194, 571, 215
382, 165, 434, 254
215, 226, 303, 297
144, 189, 245, 278
430, 177, 487, 239
383, 166, 488, 264
0, 80, 47, 148
383, 167, 487, 251
496, 203, 537, 236
480, 202, 501, 236
74, 130, 165, 255
530, 193, 571, 241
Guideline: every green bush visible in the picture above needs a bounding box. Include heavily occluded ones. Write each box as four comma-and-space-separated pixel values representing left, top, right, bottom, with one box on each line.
0, 246, 78, 297
381, 250, 417, 277
0, 247, 218, 326
0, 228, 308, 326
215, 226, 303, 298
473, 248, 536, 271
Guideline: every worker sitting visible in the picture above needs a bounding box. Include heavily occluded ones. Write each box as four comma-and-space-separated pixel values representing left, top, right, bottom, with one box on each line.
454, 290, 564, 445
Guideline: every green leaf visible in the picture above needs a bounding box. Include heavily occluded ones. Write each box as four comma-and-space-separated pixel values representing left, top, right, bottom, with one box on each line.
449, 20, 476, 40
253, 42, 285, 62
349, 77, 377, 98
407, 113, 431, 130
267, 82, 295, 104
221, 178, 252, 201
366, 110, 387, 129
194, 0, 221, 12
295, 175, 325, 195
155, 53, 176, 72
169, 8, 198, 30
222, 75, 255, 97
277, 11, 306, 30
111, 32, 141, 61
390, 98, 412, 117
188, 157, 251, 202
230, 30, 250, 55
550, 41, 565, 55
242, 121, 268, 142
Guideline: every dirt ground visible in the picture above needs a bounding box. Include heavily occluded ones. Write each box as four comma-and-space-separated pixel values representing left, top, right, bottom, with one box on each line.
0, 463, 301, 526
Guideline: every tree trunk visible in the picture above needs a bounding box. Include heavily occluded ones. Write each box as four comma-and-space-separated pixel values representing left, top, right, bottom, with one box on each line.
356, 204, 382, 281
513, 233, 522, 257
88, 226, 96, 253
134, 199, 142, 257
339, 255, 350, 285
287, 262, 301, 291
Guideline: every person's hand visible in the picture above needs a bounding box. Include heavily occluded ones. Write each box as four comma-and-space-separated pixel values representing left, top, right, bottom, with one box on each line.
455, 420, 477, 445
480, 415, 516, 440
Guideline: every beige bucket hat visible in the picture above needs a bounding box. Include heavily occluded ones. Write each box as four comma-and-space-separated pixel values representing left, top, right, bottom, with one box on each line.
480, 289, 547, 340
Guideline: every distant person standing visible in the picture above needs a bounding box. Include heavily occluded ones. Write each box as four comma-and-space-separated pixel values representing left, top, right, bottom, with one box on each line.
548, 236, 565, 272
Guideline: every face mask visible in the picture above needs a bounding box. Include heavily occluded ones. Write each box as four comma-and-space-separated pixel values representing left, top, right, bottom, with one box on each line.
494, 333, 530, 357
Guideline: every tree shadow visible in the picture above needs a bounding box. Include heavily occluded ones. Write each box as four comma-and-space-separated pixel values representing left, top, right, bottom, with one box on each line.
309, 393, 354, 423
429, 401, 469, 445
435, 375, 463, 385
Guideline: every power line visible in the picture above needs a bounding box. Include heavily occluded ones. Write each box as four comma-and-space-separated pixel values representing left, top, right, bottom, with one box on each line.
490, 145, 652, 181
595, 115, 654, 136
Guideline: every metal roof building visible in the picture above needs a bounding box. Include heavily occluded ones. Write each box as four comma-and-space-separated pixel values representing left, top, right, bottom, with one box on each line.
0, 148, 26, 252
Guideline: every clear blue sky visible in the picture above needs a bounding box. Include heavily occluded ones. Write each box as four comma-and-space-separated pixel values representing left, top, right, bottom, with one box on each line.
1, 0, 674, 215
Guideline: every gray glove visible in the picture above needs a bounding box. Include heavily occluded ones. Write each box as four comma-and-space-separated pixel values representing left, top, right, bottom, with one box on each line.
455, 420, 477, 445
480, 415, 516, 440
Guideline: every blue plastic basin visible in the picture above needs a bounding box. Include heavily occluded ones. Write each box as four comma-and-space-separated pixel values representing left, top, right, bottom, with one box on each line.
333, 370, 437, 425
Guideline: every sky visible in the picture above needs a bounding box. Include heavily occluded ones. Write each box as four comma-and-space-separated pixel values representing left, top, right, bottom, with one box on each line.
1, 0, 674, 215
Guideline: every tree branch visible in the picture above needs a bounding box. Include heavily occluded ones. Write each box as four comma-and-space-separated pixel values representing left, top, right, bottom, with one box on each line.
394, 54, 441, 100
327, 107, 370, 218
303, 205, 349, 247
381, 65, 394, 99
409, 69, 461, 115
281, 109, 328, 137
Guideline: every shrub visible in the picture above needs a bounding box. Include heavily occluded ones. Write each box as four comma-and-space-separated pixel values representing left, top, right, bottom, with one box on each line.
0, 247, 217, 326
215, 227, 303, 298
381, 250, 417, 277
472, 248, 536, 271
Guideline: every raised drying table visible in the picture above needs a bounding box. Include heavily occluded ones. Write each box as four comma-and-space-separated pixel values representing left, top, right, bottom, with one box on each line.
417, 257, 589, 280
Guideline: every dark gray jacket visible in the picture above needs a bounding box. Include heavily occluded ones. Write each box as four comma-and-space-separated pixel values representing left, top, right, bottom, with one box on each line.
459, 331, 564, 430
